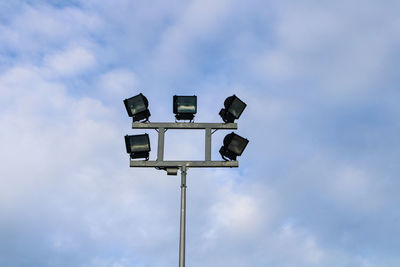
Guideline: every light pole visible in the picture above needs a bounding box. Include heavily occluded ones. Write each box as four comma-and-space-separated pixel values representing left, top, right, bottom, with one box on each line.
179, 165, 186, 267
124, 94, 248, 267
129, 122, 238, 267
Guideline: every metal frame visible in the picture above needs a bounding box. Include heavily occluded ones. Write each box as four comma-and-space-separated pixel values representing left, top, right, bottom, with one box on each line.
131, 122, 238, 167
130, 160, 238, 168
130, 121, 239, 267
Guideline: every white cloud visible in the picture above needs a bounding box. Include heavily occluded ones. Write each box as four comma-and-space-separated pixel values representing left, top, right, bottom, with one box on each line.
98, 69, 139, 98
207, 188, 264, 236
0, 4, 102, 62
44, 45, 96, 76
250, 1, 400, 99
0, 63, 178, 266
255, 50, 294, 80
151, 0, 236, 76
274, 223, 325, 265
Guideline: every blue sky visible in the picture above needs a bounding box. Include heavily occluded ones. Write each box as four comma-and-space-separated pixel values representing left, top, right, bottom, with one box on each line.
0, 0, 400, 266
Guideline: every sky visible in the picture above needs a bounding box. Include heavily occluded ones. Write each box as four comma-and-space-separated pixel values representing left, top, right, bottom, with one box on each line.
0, 0, 400, 266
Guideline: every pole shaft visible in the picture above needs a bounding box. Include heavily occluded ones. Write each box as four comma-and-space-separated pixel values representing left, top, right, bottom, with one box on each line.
179, 166, 187, 267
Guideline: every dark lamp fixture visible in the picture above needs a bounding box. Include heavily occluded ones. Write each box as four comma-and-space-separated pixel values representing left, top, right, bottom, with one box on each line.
123, 93, 151, 122
219, 132, 249, 161
125, 134, 151, 160
173, 95, 197, 121
219, 95, 246, 123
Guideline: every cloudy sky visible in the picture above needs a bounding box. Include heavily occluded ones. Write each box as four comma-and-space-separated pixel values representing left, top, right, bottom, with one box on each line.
1, 0, 400, 266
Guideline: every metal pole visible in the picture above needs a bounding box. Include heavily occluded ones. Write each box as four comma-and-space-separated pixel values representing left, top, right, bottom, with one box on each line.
205, 128, 212, 161
157, 127, 165, 161
179, 166, 187, 267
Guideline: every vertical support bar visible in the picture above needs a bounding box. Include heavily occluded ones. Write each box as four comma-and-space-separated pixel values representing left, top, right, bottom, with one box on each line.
179, 166, 187, 267
205, 128, 212, 161
157, 127, 165, 161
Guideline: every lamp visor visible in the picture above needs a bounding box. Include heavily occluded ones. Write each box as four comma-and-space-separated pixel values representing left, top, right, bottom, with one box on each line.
127, 134, 150, 153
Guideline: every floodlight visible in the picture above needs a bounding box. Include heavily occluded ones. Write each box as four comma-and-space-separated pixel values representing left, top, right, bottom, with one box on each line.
173, 95, 197, 121
219, 132, 249, 161
124, 134, 151, 160
123, 93, 151, 122
219, 95, 246, 123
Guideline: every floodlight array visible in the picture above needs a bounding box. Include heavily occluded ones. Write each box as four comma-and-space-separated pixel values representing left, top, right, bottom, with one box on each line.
123, 93, 249, 161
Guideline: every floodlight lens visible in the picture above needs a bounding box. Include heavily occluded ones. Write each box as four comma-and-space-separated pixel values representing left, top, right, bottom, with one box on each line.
227, 134, 248, 156
228, 97, 246, 119
176, 97, 196, 113
128, 95, 147, 114
129, 135, 150, 152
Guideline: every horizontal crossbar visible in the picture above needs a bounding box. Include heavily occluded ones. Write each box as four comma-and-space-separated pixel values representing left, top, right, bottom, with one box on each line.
130, 160, 238, 168
132, 122, 237, 130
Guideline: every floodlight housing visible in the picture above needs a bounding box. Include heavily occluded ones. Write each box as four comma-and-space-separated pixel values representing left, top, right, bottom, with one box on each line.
173, 95, 197, 121
219, 132, 249, 161
125, 134, 151, 160
219, 95, 246, 123
123, 93, 151, 122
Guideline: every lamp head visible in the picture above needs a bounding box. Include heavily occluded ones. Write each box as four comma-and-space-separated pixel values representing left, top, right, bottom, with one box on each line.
124, 93, 151, 122
125, 134, 151, 160
219, 95, 246, 123
173, 95, 197, 121
219, 132, 249, 160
